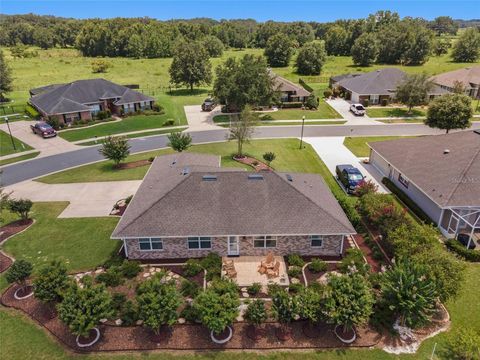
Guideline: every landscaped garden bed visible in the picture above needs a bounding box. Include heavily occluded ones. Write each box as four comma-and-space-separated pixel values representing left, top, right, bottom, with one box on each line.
233, 155, 271, 172
0, 218, 34, 243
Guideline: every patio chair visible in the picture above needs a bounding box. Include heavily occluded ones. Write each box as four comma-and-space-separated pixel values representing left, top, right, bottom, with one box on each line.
261, 252, 275, 269
266, 261, 281, 278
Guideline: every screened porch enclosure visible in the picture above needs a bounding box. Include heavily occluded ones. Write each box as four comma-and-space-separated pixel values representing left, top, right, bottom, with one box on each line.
440, 207, 480, 248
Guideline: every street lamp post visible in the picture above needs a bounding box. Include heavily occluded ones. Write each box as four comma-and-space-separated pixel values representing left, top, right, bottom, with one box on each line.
299, 115, 305, 149
5, 118, 16, 151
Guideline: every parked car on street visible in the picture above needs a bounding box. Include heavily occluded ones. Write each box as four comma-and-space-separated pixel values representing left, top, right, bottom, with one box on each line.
201, 98, 217, 111
457, 233, 476, 249
349, 103, 366, 116
30, 121, 57, 138
336, 164, 365, 194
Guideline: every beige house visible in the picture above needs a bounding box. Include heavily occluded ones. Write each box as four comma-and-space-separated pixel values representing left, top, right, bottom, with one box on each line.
111, 153, 355, 260
430, 66, 480, 99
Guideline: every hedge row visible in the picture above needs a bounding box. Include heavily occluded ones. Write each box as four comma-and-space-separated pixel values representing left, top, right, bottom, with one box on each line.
445, 239, 480, 262
298, 78, 314, 93
381, 177, 435, 225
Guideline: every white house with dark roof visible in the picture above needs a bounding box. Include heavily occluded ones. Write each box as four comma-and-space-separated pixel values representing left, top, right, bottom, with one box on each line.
369, 130, 480, 247
111, 153, 355, 260
29, 78, 155, 124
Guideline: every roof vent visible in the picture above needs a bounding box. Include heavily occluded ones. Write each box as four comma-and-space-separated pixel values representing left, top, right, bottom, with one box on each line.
248, 174, 264, 180
443, 149, 450, 154
286, 174, 293, 182
202, 175, 217, 181
181, 167, 190, 176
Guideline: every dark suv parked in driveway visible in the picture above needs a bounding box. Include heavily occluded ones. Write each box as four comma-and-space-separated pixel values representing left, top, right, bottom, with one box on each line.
201, 98, 217, 111
336, 164, 365, 194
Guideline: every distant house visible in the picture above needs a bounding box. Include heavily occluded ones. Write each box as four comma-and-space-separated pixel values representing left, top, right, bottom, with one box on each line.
369, 131, 480, 245
330, 68, 447, 105
112, 153, 355, 260
430, 66, 480, 99
270, 71, 311, 103
29, 79, 155, 125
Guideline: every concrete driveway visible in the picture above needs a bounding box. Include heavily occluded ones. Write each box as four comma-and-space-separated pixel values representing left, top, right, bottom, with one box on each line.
326, 98, 380, 126
304, 136, 389, 193
184, 105, 224, 131
5, 180, 142, 218
0, 120, 80, 157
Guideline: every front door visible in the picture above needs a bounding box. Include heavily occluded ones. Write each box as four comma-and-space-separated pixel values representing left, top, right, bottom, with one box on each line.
228, 236, 239, 256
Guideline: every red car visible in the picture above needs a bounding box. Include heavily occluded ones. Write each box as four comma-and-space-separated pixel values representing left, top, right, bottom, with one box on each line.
30, 122, 57, 138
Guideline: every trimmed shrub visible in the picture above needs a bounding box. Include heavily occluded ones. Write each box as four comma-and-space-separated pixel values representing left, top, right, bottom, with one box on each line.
209, 278, 238, 297
120, 260, 142, 278
280, 102, 304, 108
267, 283, 284, 297
183, 259, 203, 277
323, 89, 333, 98
339, 248, 370, 275
288, 282, 304, 294
308, 258, 328, 273
96, 110, 110, 120
180, 304, 201, 323
336, 195, 361, 228
287, 254, 305, 267
381, 99, 389, 106
247, 282, 262, 296
200, 253, 222, 281
163, 119, 175, 126
181, 279, 200, 298
446, 239, 480, 262
96, 266, 124, 287
287, 266, 302, 279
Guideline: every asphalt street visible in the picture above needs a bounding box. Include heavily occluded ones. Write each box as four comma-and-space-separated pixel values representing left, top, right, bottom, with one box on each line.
1, 123, 479, 186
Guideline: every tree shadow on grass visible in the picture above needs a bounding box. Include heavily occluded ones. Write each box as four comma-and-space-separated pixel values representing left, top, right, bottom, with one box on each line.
168, 88, 211, 97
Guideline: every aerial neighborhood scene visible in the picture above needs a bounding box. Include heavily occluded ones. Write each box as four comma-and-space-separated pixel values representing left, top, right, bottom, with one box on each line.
1, 0, 480, 359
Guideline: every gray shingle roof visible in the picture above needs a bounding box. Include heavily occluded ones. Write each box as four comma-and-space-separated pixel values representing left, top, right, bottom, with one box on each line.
270, 71, 311, 98
337, 68, 406, 95
112, 153, 355, 238
29, 78, 154, 115
369, 131, 480, 207
430, 66, 480, 90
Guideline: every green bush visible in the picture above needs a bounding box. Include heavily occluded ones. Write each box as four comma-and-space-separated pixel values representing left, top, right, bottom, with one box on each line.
446, 239, 480, 262
181, 279, 200, 298
183, 259, 203, 277
25, 104, 40, 119
96, 110, 110, 120
180, 304, 200, 323
96, 266, 124, 287
336, 194, 361, 228
200, 253, 222, 281
46, 116, 60, 130
280, 102, 304, 108
323, 89, 333, 98
111, 292, 127, 312
287, 266, 302, 278
247, 282, 262, 295
308, 258, 328, 273
445, 327, 480, 359
288, 282, 304, 293
339, 248, 370, 275
209, 278, 238, 297
120, 260, 142, 278
163, 119, 175, 127
120, 300, 138, 326
267, 283, 284, 297
287, 253, 305, 267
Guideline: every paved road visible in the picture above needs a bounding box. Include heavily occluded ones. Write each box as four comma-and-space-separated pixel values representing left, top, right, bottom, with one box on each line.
2, 123, 479, 186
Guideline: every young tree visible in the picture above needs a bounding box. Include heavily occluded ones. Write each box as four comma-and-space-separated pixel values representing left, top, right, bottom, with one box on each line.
270, 289, 298, 339
395, 73, 432, 114
298, 287, 324, 328
167, 132, 192, 152
305, 93, 319, 109
193, 288, 239, 338
451, 27, 480, 62
324, 25, 350, 56
6, 259, 33, 293
99, 136, 131, 167
34, 260, 70, 308
0, 50, 13, 102
91, 59, 112, 73
213, 54, 275, 112
324, 273, 374, 338
351, 33, 379, 66
7, 198, 33, 221
228, 105, 258, 158
58, 280, 113, 338
262, 151, 276, 166
381, 261, 437, 328
169, 41, 212, 91
425, 93, 473, 133
244, 299, 268, 339
295, 42, 326, 75
136, 276, 181, 337
429, 16, 458, 35
264, 33, 294, 67
432, 38, 451, 56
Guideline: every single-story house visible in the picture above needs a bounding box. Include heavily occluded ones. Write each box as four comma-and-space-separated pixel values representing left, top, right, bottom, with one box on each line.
270, 70, 311, 103
111, 153, 356, 260
330, 68, 448, 105
369, 130, 480, 246
29, 78, 155, 124
430, 66, 480, 99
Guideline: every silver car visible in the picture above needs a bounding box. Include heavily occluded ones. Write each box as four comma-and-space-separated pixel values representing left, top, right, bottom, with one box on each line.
350, 103, 366, 116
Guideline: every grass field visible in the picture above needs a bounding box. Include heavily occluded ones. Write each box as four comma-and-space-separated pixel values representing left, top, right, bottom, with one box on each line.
366, 107, 427, 118
343, 136, 413, 157
0, 130, 33, 156
1, 202, 119, 272
0, 151, 40, 166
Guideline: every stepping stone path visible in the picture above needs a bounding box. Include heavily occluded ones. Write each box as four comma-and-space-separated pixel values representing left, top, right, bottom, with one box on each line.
242, 292, 249, 298
291, 278, 300, 284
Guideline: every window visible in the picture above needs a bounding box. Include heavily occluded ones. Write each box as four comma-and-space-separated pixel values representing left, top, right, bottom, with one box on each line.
138, 238, 163, 251
398, 173, 410, 188
310, 235, 323, 247
253, 236, 277, 248
187, 237, 212, 250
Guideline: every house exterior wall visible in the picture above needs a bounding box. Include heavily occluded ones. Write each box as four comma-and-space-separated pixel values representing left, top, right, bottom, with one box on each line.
124, 234, 345, 260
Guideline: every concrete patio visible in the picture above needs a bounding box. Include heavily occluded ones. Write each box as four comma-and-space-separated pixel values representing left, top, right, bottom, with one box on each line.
223, 256, 290, 287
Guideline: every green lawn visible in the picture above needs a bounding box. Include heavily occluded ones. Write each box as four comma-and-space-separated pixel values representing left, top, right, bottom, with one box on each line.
366, 107, 427, 118
76, 127, 188, 145
343, 136, 414, 157
259, 106, 341, 120
1, 202, 119, 272
0, 130, 33, 156
0, 151, 40, 166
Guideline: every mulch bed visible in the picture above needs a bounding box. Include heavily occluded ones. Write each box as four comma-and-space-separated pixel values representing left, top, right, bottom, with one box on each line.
352, 234, 383, 273
0, 219, 34, 243
233, 156, 271, 172
117, 159, 152, 170
0, 251, 13, 273
361, 219, 393, 264
162, 264, 205, 289
303, 262, 339, 286
1, 283, 382, 353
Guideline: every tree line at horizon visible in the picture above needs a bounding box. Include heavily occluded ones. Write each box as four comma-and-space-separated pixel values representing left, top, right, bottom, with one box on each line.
1, 12, 479, 64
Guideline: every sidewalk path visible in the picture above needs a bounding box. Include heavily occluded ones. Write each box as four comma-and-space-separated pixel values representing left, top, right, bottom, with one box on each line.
5, 180, 142, 218
303, 136, 390, 193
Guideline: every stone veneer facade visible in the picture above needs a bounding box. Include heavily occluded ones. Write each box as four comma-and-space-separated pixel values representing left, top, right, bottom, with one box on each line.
124, 235, 345, 260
